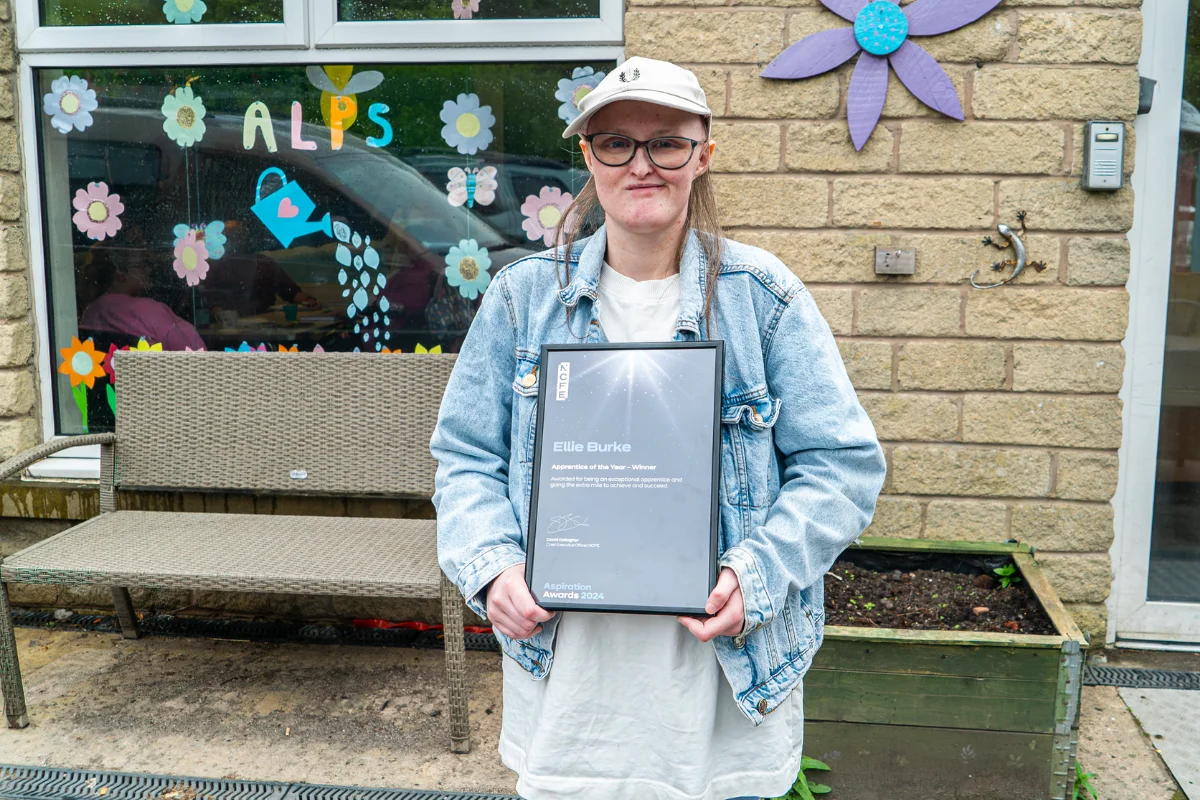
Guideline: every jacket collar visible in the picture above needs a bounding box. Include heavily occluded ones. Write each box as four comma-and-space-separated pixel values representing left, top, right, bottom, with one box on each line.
556, 223, 707, 336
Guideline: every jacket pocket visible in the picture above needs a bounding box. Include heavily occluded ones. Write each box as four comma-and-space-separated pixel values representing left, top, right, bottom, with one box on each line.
512, 356, 540, 465
720, 388, 782, 509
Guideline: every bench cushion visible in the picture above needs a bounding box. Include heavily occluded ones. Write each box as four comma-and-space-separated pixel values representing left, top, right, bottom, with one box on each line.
0, 512, 442, 598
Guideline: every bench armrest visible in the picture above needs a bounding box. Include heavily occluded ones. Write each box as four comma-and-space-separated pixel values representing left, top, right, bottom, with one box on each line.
0, 433, 117, 483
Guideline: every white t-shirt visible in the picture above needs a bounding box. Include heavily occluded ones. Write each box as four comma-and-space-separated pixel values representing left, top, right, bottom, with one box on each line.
498, 262, 805, 800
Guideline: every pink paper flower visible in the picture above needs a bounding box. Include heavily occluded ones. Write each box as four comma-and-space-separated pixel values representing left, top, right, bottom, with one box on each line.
452, 0, 480, 19
173, 229, 210, 286
520, 186, 575, 248
72, 182, 124, 241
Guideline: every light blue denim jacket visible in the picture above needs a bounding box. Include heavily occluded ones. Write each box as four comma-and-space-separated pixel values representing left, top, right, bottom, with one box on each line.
430, 225, 885, 724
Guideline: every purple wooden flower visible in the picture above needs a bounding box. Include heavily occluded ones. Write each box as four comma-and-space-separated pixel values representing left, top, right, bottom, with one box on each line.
761, 0, 1002, 150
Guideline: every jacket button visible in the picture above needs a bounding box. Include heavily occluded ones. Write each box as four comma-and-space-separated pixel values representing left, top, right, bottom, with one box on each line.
756, 699, 768, 715
751, 409, 763, 424
522, 371, 537, 388
733, 634, 746, 648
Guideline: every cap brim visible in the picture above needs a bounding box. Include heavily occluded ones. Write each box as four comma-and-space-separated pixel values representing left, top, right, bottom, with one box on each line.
562, 88, 712, 139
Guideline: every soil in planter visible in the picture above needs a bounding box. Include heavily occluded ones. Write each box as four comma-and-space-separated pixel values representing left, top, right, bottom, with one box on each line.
823, 560, 1056, 634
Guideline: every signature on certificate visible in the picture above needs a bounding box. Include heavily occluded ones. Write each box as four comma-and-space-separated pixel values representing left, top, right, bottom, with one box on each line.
547, 513, 590, 533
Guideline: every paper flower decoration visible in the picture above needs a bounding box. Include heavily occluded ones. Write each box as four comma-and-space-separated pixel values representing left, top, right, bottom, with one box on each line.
415, 344, 443, 354
161, 86, 207, 148
761, 0, 1001, 150
445, 239, 492, 300
174, 221, 226, 260
521, 186, 574, 247
173, 229, 210, 286
556, 67, 605, 125
224, 342, 268, 352
278, 344, 299, 352
72, 182, 124, 241
440, 94, 495, 155
59, 337, 106, 389
163, 0, 207, 23
452, 0, 480, 19
43, 75, 98, 135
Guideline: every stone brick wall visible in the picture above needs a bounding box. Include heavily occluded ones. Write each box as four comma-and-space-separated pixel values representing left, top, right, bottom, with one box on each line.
0, 0, 38, 460
628, 0, 1142, 640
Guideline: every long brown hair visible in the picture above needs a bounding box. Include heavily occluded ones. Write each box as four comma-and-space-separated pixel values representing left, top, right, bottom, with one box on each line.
552, 156, 725, 336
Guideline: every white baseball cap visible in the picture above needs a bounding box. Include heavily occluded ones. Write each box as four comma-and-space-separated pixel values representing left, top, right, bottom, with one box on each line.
562, 56, 712, 139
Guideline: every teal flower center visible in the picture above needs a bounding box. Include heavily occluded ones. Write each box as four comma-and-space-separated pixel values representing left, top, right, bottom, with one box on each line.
854, 1, 908, 56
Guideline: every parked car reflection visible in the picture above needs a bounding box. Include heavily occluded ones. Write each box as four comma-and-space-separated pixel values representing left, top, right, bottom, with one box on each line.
63, 108, 560, 354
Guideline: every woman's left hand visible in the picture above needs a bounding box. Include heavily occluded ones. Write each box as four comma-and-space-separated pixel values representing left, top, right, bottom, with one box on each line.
677, 567, 745, 642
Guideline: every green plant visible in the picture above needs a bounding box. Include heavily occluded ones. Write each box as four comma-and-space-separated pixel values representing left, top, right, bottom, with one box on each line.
1073, 761, 1098, 800
993, 563, 1022, 589
771, 756, 832, 800
864, 602, 875, 610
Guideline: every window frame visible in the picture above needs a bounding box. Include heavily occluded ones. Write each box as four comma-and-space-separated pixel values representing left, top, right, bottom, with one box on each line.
18, 42, 624, 478
310, 0, 623, 48
14, 0, 310, 52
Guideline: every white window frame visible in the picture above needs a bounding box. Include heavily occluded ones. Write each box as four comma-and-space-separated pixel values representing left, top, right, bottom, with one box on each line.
310, 0, 623, 48
17, 2, 623, 480
1112, 0, 1200, 648
14, 0, 310, 52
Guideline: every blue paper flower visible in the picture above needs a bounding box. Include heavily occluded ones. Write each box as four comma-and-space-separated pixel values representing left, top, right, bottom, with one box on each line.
556, 67, 605, 124
439, 93, 495, 155
161, 86, 207, 148
42, 75, 98, 135
163, 0, 207, 24
445, 239, 492, 300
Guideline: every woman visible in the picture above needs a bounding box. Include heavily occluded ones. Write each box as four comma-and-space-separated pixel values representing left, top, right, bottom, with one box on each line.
430, 57, 885, 800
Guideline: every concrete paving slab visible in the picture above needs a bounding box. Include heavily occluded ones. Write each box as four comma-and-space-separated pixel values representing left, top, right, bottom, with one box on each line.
1120, 687, 1200, 800
1077, 685, 1183, 800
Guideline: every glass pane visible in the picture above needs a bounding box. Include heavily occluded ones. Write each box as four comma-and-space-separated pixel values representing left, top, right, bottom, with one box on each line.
35, 62, 605, 435
41, 0, 283, 26
339, 0, 597, 22
1150, 0, 1200, 604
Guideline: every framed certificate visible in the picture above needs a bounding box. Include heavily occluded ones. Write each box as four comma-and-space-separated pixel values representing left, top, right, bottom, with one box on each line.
525, 342, 724, 615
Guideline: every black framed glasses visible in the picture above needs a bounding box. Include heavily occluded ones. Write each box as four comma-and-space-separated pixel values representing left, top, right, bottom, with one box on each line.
583, 133, 705, 170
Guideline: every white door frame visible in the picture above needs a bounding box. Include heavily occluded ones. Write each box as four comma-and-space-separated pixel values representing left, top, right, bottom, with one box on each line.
1112, 0, 1200, 647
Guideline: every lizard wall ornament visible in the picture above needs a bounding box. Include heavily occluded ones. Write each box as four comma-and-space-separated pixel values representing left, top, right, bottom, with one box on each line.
969, 210, 1048, 290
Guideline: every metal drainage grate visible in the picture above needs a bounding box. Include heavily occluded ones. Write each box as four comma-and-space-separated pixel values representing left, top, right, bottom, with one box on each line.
0, 765, 516, 800
11, 610, 500, 653
1084, 665, 1200, 690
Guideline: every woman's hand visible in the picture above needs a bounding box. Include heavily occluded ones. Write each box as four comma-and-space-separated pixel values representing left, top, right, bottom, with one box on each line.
486, 563, 555, 639
677, 567, 745, 642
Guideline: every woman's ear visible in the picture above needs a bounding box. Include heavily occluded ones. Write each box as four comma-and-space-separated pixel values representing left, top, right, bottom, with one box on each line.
579, 139, 595, 173
695, 140, 716, 177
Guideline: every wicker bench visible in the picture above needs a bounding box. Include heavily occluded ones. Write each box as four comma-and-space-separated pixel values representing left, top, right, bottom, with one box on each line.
0, 351, 471, 752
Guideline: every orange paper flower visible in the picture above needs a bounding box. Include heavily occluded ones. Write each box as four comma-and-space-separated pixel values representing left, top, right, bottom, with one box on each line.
58, 337, 106, 388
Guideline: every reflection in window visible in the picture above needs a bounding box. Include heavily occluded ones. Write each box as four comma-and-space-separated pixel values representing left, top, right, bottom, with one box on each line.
41, 0, 283, 26
339, 0, 597, 21
36, 62, 606, 434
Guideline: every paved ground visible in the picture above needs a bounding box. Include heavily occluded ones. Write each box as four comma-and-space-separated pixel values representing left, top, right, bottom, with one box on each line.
0, 626, 1188, 798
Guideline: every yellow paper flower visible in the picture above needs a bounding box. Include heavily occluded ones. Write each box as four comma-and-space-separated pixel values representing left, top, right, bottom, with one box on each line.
133, 338, 163, 352
414, 344, 443, 354
58, 337, 106, 388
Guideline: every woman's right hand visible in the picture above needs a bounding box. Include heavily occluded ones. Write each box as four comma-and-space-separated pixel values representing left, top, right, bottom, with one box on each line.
487, 563, 555, 639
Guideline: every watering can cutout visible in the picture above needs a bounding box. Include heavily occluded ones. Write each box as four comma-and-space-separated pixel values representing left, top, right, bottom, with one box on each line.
251, 167, 332, 248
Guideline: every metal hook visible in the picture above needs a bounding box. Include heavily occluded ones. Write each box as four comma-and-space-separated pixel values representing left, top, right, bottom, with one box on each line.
970, 223, 1027, 290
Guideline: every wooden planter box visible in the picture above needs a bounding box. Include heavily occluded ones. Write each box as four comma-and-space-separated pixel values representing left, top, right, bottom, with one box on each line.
803, 538, 1086, 800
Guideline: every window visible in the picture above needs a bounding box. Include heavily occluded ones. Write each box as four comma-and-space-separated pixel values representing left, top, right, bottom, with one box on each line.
35, 61, 610, 435
17, 0, 621, 452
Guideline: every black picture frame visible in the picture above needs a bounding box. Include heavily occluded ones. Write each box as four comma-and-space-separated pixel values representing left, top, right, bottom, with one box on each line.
524, 341, 724, 616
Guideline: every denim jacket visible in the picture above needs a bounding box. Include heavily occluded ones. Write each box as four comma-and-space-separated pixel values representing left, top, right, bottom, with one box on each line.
430, 224, 885, 724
